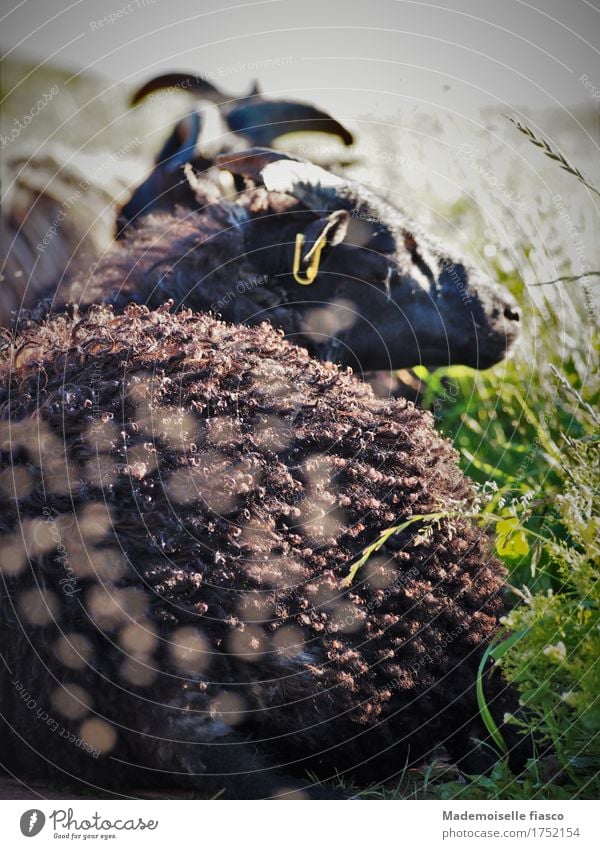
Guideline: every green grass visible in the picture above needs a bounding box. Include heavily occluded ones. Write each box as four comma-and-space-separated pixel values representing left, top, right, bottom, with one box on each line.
370, 228, 598, 801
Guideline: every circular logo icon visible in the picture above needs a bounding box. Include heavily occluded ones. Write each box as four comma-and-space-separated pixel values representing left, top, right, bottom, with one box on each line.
20, 810, 46, 837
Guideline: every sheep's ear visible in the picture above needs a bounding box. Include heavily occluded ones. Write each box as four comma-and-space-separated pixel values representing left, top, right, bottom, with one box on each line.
249, 210, 349, 280
116, 112, 204, 237
301, 210, 349, 259
155, 112, 203, 172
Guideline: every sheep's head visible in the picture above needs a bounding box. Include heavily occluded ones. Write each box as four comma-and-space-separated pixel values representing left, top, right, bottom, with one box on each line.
214, 149, 520, 372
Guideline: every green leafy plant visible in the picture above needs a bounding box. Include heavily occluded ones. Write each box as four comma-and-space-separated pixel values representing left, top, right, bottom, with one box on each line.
498, 438, 600, 793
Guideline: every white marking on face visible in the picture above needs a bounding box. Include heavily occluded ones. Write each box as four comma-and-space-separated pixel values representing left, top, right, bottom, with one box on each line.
261, 160, 345, 194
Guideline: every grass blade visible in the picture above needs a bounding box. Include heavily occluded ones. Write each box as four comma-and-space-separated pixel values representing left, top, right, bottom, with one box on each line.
506, 115, 600, 198
476, 630, 529, 754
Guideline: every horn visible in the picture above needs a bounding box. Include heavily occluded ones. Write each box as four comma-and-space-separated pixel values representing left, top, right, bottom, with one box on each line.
225, 100, 354, 147
131, 73, 232, 106
215, 148, 348, 212
131, 74, 353, 146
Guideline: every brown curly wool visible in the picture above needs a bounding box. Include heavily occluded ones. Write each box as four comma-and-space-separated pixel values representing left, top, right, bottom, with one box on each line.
0, 306, 519, 798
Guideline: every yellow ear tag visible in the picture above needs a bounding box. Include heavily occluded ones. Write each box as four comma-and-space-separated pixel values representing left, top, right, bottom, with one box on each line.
292, 232, 327, 285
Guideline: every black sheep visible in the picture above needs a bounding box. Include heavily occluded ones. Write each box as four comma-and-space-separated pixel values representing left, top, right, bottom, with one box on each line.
0, 305, 527, 798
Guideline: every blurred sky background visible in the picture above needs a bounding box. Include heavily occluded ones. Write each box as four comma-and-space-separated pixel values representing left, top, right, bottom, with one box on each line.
2, 0, 599, 119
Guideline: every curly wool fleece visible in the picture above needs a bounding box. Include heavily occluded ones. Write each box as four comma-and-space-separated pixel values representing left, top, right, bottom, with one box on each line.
0, 305, 518, 798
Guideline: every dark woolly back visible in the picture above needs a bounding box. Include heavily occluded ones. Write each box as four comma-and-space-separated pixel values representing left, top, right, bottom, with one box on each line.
0, 305, 507, 791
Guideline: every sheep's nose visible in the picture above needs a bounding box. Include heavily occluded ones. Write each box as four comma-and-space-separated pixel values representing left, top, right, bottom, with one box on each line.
504, 304, 520, 322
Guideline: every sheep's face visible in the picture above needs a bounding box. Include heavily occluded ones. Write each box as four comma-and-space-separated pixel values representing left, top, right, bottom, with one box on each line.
293, 233, 521, 372
225, 153, 520, 372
